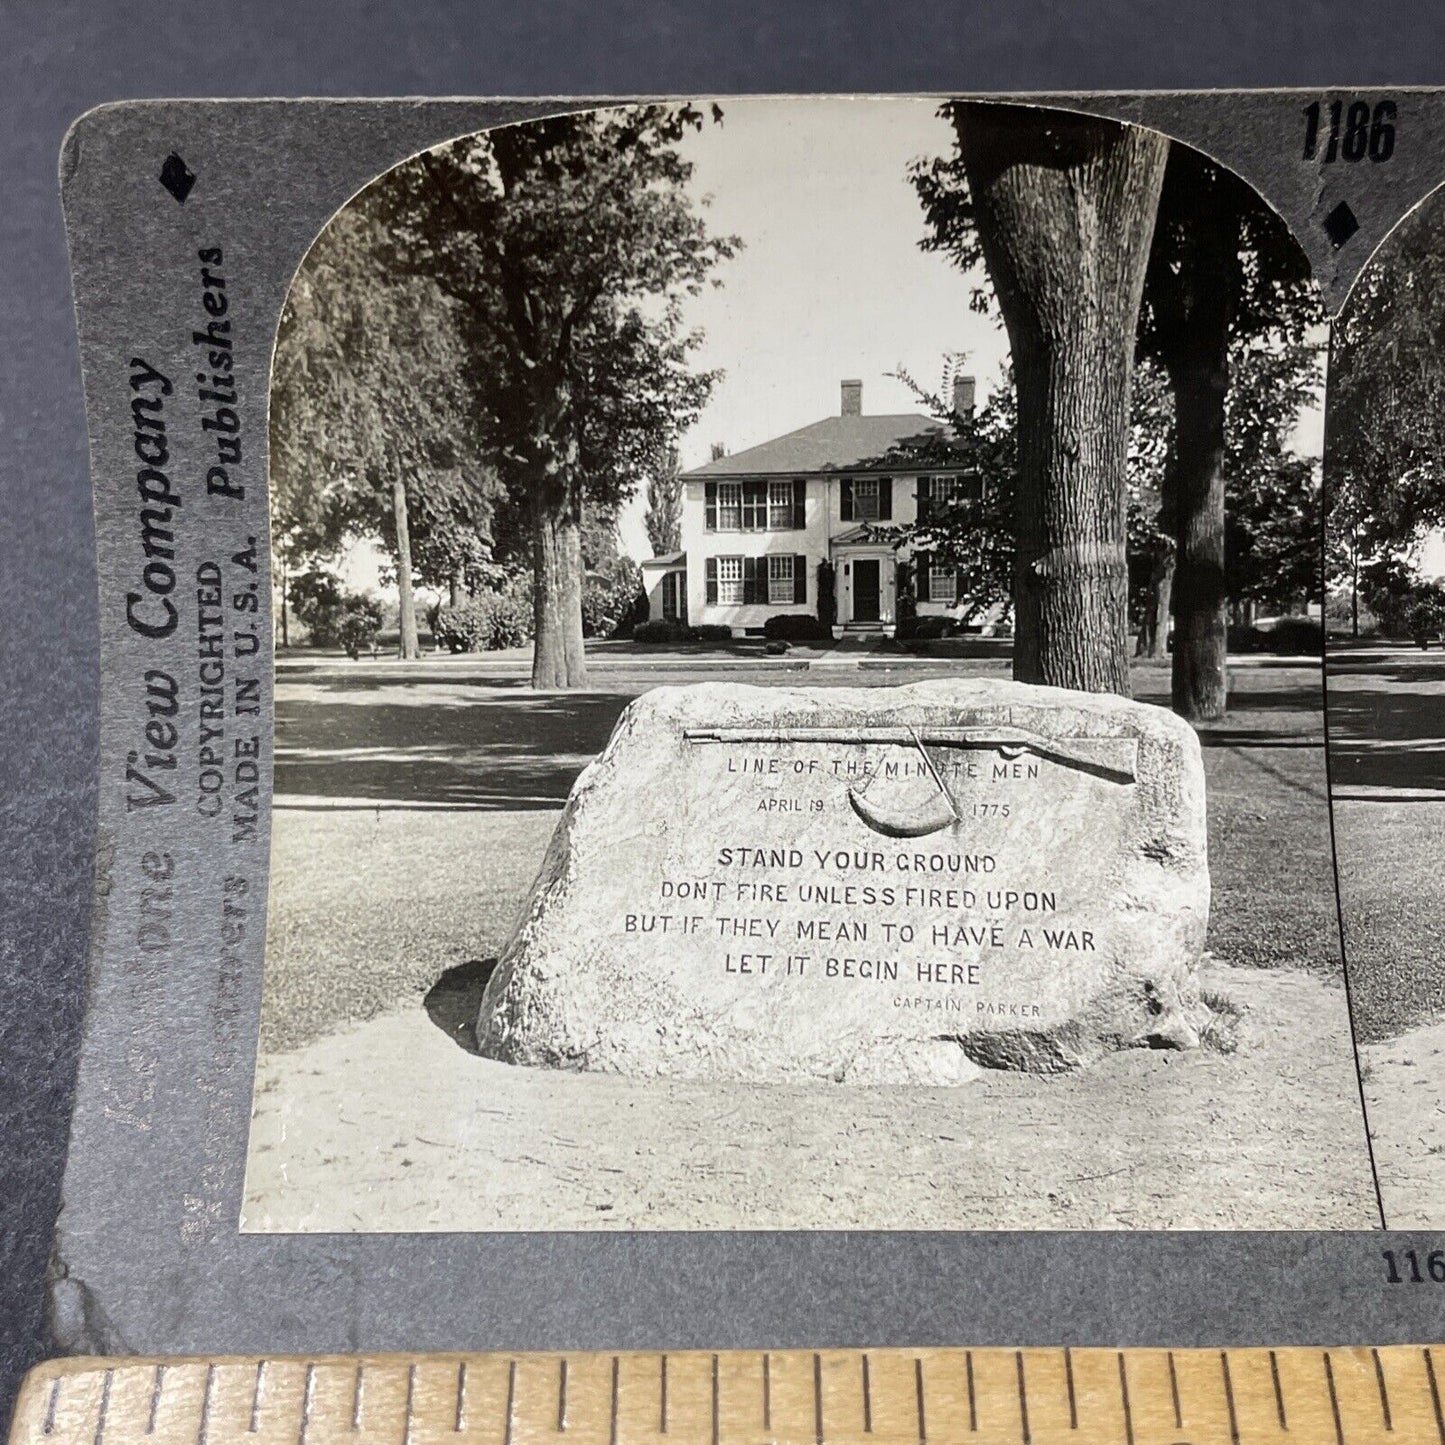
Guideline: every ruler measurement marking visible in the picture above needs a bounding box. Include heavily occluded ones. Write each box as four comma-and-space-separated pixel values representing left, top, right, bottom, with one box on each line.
146, 1368, 166, 1437
1014, 1353, 1029, 1445
1424, 1348, 1445, 1444
195, 1367, 214, 1445
33, 1347, 1445, 1445
915, 1357, 927, 1445
95, 1370, 114, 1445
710, 1354, 719, 1445
1372, 1349, 1392, 1431
298, 1365, 316, 1445
813, 1353, 824, 1445
1117, 1353, 1135, 1445
1270, 1350, 1288, 1431
1323, 1353, 1345, 1445
249, 1364, 266, 1435
1220, 1351, 1241, 1445
608, 1357, 619, 1445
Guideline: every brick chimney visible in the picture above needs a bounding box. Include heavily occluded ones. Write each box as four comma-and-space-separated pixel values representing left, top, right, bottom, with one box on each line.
952, 374, 977, 419
841, 379, 863, 416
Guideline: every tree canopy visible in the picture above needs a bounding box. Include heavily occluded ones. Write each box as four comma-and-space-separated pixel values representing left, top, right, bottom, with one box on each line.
368, 107, 739, 685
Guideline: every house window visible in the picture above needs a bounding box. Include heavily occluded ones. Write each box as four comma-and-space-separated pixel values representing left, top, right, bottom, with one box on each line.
717, 556, 744, 604
707, 478, 807, 531
929, 565, 957, 605
769, 481, 794, 529
716, 482, 741, 530
852, 477, 880, 521
737, 481, 769, 531
768, 554, 795, 604
917, 474, 983, 520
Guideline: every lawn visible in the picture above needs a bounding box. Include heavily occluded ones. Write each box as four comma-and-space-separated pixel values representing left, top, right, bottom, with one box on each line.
1327, 645, 1445, 1041
262, 657, 1341, 1053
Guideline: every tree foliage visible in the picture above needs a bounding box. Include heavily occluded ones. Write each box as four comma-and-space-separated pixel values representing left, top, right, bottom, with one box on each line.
1328, 187, 1445, 611
367, 106, 739, 686
645, 445, 684, 555
270, 201, 500, 605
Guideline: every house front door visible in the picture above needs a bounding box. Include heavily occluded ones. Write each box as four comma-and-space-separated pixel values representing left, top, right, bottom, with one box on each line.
852, 558, 881, 623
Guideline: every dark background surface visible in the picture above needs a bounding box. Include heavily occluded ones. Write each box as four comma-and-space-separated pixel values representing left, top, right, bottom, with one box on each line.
5, 0, 1445, 1427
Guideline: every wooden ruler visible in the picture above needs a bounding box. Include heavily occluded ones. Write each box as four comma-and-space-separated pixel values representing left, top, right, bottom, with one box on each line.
11, 1349, 1445, 1445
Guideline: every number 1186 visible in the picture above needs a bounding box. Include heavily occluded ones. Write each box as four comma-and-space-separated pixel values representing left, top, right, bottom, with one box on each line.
1303, 98, 1396, 163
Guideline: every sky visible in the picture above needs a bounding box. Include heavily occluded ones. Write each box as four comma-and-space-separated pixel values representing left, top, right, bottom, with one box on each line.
614, 97, 1009, 556
339, 97, 1328, 586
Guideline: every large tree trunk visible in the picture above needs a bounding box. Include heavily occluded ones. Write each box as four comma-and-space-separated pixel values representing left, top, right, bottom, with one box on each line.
1145, 146, 1243, 722
531, 498, 588, 689
957, 105, 1168, 696
1135, 544, 1175, 657
1166, 357, 1229, 718
392, 476, 420, 660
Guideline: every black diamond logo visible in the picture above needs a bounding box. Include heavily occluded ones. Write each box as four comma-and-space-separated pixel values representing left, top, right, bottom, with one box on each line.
159, 153, 195, 204
1324, 200, 1359, 250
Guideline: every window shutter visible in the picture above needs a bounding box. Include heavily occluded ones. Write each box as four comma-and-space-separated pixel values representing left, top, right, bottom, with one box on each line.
793, 554, 807, 605
839, 478, 853, 522
878, 478, 893, 521
705, 483, 717, 533
705, 557, 718, 606
743, 556, 759, 605
792, 479, 807, 529
917, 476, 931, 521
954, 569, 964, 606
916, 551, 931, 602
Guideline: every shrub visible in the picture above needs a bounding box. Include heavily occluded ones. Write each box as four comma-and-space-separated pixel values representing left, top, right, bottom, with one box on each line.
692, 624, 733, 642
633, 619, 694, 644
289, 569, 385, 654
1407, 596, 1445, 644
895, 615, 959, 641
335, 596, 385, 659
433, 588, 534, 652
583, 559, 645, 639
1260, 616, 1323, 655
816, 561, 836, 629
763, 613, 833, 642
1227, 623, 1267, 654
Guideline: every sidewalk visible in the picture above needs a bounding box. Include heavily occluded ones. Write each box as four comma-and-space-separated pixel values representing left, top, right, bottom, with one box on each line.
275, 644, 1323, 679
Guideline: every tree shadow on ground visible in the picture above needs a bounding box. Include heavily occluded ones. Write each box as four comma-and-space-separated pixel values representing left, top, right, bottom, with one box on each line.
273, 669, 1327, 810
1326, 662, 1445, 793
275, 686, 638, 810
423, 957, 498, 1055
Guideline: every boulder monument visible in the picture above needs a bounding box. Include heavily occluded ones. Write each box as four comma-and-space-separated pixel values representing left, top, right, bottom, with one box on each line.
475, 679, 1209, 1084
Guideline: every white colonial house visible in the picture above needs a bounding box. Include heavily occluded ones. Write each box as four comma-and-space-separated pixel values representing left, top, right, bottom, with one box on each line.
640, 377, 993, 634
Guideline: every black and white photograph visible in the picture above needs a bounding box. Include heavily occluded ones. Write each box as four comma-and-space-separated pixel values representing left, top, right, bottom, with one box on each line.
240, 96, 1374, 1232
1325, 181, 1445, 1228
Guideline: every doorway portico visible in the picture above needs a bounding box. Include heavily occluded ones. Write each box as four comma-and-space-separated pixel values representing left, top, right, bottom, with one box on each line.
833, 528, 897, 629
